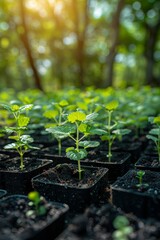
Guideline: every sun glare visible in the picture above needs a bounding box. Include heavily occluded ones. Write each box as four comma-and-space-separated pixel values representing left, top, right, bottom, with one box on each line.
26, 0, 63, 15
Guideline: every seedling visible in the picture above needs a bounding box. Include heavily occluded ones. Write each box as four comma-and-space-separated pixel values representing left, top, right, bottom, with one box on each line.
44, 100, 69, 156
112, 215, 133, 240
136, 170, 149, 189
26, 191, 46, 217
1, 103, 38, 170
147, 116, 160, 162
51, 111, 101, 180
101, 100, 131, 162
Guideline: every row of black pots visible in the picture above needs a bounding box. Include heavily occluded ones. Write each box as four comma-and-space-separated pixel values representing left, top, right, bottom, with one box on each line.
0, 194, 69, 240
56, 203, 160, 240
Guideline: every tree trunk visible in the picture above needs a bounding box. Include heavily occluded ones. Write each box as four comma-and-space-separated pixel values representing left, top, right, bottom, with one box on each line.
19, 0, 43, 91
144, 18, 160, 86
72, 0, 89, 88
104, 0, 125, 87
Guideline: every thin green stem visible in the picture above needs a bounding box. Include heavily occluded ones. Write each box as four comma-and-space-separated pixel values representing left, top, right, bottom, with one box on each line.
78, 159, 81, 180
58, 139, 62, 156
107, 110, 112, 162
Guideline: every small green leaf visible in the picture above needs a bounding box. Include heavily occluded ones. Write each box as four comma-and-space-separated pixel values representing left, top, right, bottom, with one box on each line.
106, 100, 119, 111
11, 105, 20, 112
113, 129, 131, 136
59, 100, 68, 107
154, 116, 160, 124
43, 110, 58, 119
18, 116, 30, 127
4, 143, 17, 149
66, 149, 87, 160
78, 123, 87, 133
79, 140, 99, 148
149, 128, 160, 135
146, 135, 157, 142
68, 111, 86, 123
19, 104, 33, 112
89, 128, 107, 135
85, 112, 98, 121
20, 135, 33, 144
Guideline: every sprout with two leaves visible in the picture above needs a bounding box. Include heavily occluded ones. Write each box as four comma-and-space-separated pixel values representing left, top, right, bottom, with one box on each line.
147, 116, 160, 162
1, 103, 38, 170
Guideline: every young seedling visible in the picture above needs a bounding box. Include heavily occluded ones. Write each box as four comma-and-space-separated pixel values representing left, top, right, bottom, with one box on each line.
136, 170, 149, 189
112, 215, 133, 240
44, 100, 69, 156
101, 100, 131, 162
1, 103, 37, 170
147, 116, 160, 162
51, 111, 101, 180
26, 191, 46, 217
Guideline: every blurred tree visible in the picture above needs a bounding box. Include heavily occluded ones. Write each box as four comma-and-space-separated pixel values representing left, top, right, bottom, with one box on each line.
19, 0, 43, 91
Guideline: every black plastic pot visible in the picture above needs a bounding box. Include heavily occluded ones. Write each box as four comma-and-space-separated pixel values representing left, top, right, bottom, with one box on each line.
0, 189, 7, 199
112, 169, 160, 219
32, 163, 108, 213
78, 152, 131, 181
135, 155, 160, 171
0, 195, 69, 240
0, 157, 53, 194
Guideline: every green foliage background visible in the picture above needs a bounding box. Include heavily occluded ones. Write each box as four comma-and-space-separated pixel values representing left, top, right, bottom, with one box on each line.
0, 0, 160, 91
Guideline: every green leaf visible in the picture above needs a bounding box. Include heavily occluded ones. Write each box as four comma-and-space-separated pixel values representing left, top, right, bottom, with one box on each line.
78, 123, 87, 133
146, 135, 157, 142
106, 100, 119, 111
19, 104, 33, 113
18, 116, 30, 127
149, 128, 160, 135
11, 105, 20, 112
112, 129, 131, 136
46, 125, 75, 139
89, 128, 107, 135
154, 116, 160, 124
59, 100, 68, 107
85, 112, 98, 121
4, 143, 17, 149
20, 135, 33, 144
66, 147, 74, 153
68, 111, 86, 123
79, 140, 99, 148
66, 148, 87, 160
0, 104, 12, 112
4, 127, 16, 134
43, 110, 58, 119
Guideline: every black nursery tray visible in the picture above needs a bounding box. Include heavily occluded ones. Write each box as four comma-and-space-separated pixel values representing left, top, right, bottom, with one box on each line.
111, 170, 160, 219
0, 189, 7, 199
0, 195, 69, 240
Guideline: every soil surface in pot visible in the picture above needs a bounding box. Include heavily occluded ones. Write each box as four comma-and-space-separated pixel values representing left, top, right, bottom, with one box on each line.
113, 170, 160, 196
86, 151, 128, 163
135, 155, 160, 168
37, 164, 105, 188
57, 204, 160, 240
0, 195, 68, 240
0, 158, 51, 172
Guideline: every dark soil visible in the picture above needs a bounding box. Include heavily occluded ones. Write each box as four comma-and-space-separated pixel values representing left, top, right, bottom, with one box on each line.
37, 163, 105, 188
0, 158, 52, 172
57, 204, 160, 240
135, 155, 160, 168
0, 195, 68, 240
86, 151, 128, 163
112, 170, 160, 196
